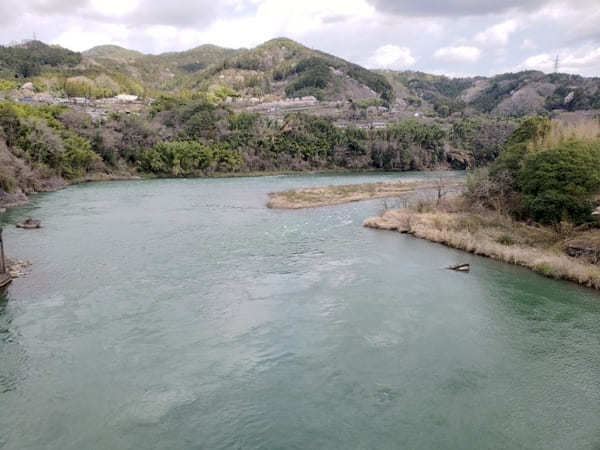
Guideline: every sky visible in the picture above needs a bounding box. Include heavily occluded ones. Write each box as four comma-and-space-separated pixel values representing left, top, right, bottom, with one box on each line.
1, 0, 599, 77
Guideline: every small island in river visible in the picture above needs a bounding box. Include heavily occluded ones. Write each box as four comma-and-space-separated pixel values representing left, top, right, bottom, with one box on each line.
267, 178, 463, 209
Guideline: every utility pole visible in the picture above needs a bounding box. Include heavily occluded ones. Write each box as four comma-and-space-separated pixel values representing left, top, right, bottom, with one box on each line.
0, 227, 5, 274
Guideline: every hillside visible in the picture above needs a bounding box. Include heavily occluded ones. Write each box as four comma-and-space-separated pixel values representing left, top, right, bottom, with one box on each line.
1, 39, 599, 119
381, 70, 600, 117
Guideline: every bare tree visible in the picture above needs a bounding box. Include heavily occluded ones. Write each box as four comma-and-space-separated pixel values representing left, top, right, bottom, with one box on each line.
434, 175, 450, 206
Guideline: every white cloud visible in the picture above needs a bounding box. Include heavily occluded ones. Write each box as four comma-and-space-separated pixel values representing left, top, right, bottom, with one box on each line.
433, 46, 481, 63
366, 44, 416, 68
521, 39, 537, 50
474, 19, 518, 47
90, 0, 139, 17
519, 46, 600, 76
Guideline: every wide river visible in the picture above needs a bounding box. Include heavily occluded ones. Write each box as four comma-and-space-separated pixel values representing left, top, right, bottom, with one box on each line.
1, 173, 599, 450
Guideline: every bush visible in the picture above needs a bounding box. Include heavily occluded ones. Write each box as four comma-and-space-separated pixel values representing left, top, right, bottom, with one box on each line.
139, 141, 242, 176
285, 61, 331, 99
0, 172, 16, 192
517, 140, 600, 224
496, 234, 515, 246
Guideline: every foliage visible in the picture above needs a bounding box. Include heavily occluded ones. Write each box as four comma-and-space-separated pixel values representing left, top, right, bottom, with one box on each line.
517, 141, 600, 224
285, 59, 332, 99
347, 64, 395, 104
0, 41, 81, 79
0, 101, 98, 179
353, 98, 383, 109
468, 117, 600, 225
471, 79, 519, 113
451, 118, 517, 166
491, 116, 552, 183
139, 141, 242, 176
0, 79, 18, 91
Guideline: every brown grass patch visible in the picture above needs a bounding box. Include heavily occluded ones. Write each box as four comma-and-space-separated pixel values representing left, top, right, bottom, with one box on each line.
267, 178, 462, 209
363, 199, 600, 290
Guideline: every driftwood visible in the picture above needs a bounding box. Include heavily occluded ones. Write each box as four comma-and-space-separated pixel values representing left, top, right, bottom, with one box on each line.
16, 218, 41, 229
0, 272, 11, 288
447, 263, 470, 272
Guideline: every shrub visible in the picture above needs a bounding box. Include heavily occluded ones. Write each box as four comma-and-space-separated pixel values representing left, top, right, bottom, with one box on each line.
0, 172, 16, 192
517, 140, 600, 224
496, 234, 515, 246
139, 141, 242, 176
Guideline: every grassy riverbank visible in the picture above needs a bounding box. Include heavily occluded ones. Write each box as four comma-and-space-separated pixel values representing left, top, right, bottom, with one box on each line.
267, 178, 462, 209
364, 198, 600, 289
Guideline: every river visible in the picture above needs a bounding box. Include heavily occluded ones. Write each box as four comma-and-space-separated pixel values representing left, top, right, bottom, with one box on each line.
1, 172, 599, 449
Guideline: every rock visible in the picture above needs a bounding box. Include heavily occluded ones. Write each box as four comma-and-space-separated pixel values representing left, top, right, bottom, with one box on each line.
564, 91, 575, 105
6, 258, 30, 279
20, 82, 34, 91
566, 244, 600, 264
16, 218, 41, 229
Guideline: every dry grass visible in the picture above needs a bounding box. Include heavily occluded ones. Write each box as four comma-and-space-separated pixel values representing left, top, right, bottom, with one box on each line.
267, 178, 462, 209
364, 198, 600, 289
539, 119, 600, 149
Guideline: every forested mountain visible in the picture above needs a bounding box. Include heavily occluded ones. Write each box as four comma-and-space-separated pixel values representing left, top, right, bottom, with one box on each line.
2, 38, 599, 118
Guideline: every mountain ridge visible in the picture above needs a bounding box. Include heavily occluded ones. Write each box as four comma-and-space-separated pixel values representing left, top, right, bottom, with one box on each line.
1, 38, 599, 117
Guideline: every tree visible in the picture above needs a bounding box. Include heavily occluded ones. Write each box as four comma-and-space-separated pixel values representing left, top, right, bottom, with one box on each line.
517, 140, 600, 224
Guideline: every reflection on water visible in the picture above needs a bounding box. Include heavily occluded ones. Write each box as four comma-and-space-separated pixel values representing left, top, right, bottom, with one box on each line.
0, 172, 599, 450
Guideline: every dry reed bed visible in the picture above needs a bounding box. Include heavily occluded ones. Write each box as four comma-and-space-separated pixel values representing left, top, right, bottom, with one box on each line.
268, 179, 461, 209
364, 207, 600, 289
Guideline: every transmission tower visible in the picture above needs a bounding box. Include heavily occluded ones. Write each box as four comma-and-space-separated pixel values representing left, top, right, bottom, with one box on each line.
553, 54, 560, 73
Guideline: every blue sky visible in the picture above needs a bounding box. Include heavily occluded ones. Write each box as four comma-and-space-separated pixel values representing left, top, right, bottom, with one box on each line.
1, 0, 599, 77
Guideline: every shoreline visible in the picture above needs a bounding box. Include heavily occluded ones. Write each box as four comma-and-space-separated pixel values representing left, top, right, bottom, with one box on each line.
0, 167, 457, 210
364, 206, 600, 290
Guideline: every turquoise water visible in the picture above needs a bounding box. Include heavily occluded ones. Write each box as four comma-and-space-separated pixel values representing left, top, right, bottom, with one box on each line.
1, 173, 599, 450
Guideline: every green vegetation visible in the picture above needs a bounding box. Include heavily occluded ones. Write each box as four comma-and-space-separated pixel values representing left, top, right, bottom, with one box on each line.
0, 41, 81, 79
0, 101, 98, 179
347, 64, 395, 104
139, 141, 242, 176
518, 141, 600, 224
285, 57, 332, 100
0, 94, 519, 201
468, 116, 600, 225
0, 79, 19, 91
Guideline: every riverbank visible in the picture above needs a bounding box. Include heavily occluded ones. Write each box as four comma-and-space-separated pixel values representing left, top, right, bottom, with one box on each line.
0, 173, 141, 209
363, 199, 600, 289
267, 178, 462, 209
1, 167, 460, 210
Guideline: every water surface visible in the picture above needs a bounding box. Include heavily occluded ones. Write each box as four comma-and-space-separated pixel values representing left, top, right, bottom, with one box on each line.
1, 173, 599, 449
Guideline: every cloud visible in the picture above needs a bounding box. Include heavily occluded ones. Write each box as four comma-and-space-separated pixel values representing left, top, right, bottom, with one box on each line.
521, 39, 537, 50
474, 19, 518, 47
1, 0, 600, 78
366, 44, 416, 68
367, 0, 546, 17
519, 46, 600, 76
434, 46, 481, 63
31, 0, 92, 14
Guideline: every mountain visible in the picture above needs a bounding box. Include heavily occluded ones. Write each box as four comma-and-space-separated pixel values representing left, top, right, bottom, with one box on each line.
381, 70, 600, 117
1, 38, 599, 117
